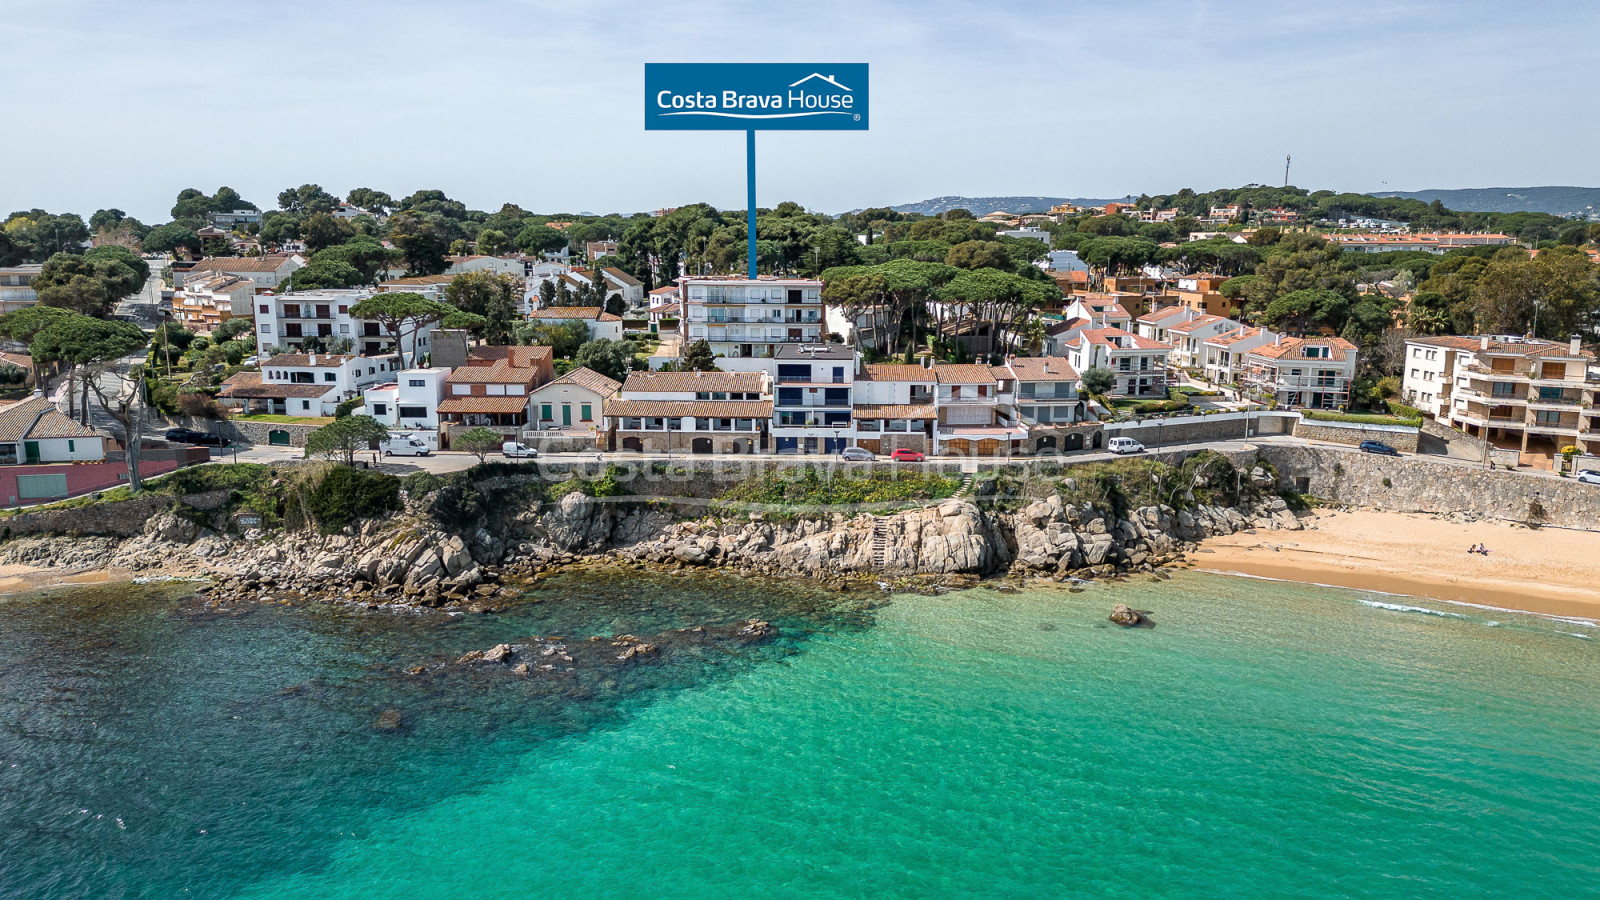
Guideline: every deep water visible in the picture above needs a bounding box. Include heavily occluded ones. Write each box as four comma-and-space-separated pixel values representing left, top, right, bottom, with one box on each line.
4, 570, 1600, 898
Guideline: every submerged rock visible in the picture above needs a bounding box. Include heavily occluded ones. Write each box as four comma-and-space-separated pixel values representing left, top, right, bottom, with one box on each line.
372, 709, 404, 731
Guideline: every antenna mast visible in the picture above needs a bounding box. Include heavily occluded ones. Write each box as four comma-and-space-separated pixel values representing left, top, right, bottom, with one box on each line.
1284, 154, 1291, 187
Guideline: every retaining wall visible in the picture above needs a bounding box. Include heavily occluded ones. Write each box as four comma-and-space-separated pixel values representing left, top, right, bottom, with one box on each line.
1292, 419, 1421, 452
1104, 411, 1298, 446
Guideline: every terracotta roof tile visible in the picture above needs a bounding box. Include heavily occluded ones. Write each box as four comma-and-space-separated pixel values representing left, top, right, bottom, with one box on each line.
619, 371, 765, 393
0, 397, 99, 442
1003, 357, 1080, 382
933, 364, 998, 385
438, 395, 531, 414
851, 403, 936, 420
545, 366, 621, 396
861, 364, 934, 383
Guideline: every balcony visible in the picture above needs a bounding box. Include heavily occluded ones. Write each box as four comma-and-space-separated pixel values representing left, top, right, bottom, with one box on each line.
1463, 364, 1529, 381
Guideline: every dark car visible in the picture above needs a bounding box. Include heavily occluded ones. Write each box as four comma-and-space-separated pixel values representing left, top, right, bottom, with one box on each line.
165, 427, 229, 447
1358, 440, 1399, 457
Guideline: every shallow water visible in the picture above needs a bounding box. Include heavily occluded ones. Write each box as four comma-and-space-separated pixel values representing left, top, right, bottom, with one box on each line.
4, 571, 1600, 898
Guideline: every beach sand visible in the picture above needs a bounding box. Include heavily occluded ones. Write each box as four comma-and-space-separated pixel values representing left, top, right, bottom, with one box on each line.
1195, 509, 1600, 621
0, 563, 133, 595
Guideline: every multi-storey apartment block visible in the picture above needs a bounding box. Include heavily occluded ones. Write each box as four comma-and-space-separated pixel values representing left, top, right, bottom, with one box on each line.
678, 276, 825, 359
254, 288, 436, 358
1061, 328, 1172, 398
1402, 335, 1597, 459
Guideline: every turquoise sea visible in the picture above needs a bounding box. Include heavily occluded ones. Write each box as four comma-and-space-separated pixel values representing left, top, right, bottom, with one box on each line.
3, 569, 1600, 898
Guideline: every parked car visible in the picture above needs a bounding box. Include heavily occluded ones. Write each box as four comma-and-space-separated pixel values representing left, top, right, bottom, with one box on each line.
889, 448, 925, 462
164, 427, 229, 446
1107, 437, 1145, 455
1575, 470, 1600, 486
1359, 440, 1400, 457
382, 436, 431, 457
501, 441, 538, 458
840, 446, 875, 462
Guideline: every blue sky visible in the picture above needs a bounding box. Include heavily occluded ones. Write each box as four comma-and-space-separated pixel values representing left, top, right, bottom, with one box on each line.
2, 0, 1596, 222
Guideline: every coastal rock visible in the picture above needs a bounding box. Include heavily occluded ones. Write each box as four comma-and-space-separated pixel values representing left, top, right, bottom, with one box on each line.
372, 709, 404, 731
1109, 603, 1144, 627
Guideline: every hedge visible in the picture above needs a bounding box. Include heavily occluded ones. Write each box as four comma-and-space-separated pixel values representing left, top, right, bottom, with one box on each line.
1301, 409, 1422, 428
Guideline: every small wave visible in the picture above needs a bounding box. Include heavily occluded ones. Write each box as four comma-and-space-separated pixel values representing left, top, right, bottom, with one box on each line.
1358, 599, 1470, 619
1559, 631, 1593, 640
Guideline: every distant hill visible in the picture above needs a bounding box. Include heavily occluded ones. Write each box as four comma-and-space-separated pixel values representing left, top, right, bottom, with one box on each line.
1371, 186, 1600, 218
857, 196, 1126, 217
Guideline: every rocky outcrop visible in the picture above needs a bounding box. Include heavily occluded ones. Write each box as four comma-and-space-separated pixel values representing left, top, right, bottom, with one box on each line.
0, 478, 1310, 604
1109, 603, 1144, 627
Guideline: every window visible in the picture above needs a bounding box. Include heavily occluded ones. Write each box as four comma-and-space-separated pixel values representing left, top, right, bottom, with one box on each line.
260, 324, 272, 333
541, 404, 553, 421
408, 379, 425, 387
291, 372, 314, 384
1492, 382, 1517, 397
67, 440, 75, 452
301, 400, 311, 411
340, 325, 351, 334
1535, 409, 1564, 425
259, 304, 269, 314
398, 405, 428, 419
371, 403, 388, 416
338, 305, 349, 314
323, 372, 336, 382
452, 385, 470, 395
580, 403, 592, 421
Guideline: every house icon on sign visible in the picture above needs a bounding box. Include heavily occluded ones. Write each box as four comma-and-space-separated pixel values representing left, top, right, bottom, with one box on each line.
788, 73, 852, 91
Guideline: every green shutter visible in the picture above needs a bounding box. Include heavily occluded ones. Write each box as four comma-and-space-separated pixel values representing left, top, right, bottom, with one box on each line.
580, 404, 592, 421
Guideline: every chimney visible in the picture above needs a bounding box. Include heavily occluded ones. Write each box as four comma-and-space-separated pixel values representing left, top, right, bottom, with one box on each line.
1480, 335, 1490, 351
1274, 335, 1282, 347
308, 353, 316, 365
1571, 336, 1582, 356
921, 355, 932, 369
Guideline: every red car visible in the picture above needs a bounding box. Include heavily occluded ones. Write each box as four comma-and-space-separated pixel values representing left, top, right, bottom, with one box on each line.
889, 448, 926, 462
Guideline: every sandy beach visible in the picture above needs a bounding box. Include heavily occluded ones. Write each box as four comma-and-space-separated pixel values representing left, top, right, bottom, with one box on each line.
0, 562, 132, 595
1195, 509, 1600, 621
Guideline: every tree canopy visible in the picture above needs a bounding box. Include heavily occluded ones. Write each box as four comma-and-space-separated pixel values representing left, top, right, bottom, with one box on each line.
305, 415, 388, 465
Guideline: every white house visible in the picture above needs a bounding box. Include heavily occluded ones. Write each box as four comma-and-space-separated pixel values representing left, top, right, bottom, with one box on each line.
445, 255, 525, 277
1240, 336, 1359, 409
1062, 296, 1133, 331
526, 366, 622, 439
377, 274, 453, 301
178, 255, 302, 291
1200, 326, 1277, 386
364, 367, 449, 449
1061, 328, 1172, 398
221, 352, 402, 416
1164, 314, 1240, 369
524, 307, 624, 342
0, 396, 104, 464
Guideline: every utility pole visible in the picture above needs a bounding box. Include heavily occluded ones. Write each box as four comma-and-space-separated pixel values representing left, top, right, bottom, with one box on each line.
1284, 154, 1291, 187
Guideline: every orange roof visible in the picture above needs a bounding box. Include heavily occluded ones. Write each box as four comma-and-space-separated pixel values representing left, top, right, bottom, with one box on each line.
605, 399, 772, 418
1246, 336, 1358, 362
1075, 328, 1171, 351
933, 364, 997, 385
620, 371, 765, 393
467, 345, 551, 369
860, 364, 934, 383
438, 395, 530, 414
446, 361, 539, 385
852, 403, 937, 420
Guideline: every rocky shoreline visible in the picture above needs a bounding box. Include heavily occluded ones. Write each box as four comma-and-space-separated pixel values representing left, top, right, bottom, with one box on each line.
0, 469, 1307, 612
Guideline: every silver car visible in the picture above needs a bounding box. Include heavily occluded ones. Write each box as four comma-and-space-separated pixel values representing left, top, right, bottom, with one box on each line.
840, 446, 875, 462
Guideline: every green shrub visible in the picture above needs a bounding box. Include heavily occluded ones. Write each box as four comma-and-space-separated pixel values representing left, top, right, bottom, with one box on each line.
334, 397, 364, 419
1301, 409, 1422, 428
715, 469, 959, 509
290, 466, 400, 533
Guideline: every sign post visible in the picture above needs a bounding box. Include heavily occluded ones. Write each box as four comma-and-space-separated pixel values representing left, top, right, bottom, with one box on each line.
646, 63, 869, 279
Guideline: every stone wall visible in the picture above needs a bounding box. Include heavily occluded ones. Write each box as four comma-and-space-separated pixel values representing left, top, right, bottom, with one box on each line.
1, 494, 174, 538
1292, 418, 1420, 452
214, 419, 321, 448
1104, 410, 1297, 447
1254, 444, 1600, 530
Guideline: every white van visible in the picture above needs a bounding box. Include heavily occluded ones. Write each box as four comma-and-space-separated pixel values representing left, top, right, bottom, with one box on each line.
1107, 437, 1145, 455
382, 436, 431, 457
502, 441, 538, 458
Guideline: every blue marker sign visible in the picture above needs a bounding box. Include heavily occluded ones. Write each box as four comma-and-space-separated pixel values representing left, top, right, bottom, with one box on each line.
645, 63, 869, 131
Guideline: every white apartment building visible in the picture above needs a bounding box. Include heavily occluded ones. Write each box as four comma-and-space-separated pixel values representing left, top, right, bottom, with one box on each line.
0, 264, 43, 313
1240, 336, 1358, 409
445, 255, 525, 277
679, 276, 825, 359
1061, 328, 1172, 398
253, 288, 436, 359
173, 273, 255, 332
1402, 335, 1598, 459
768, 343, 856, 454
